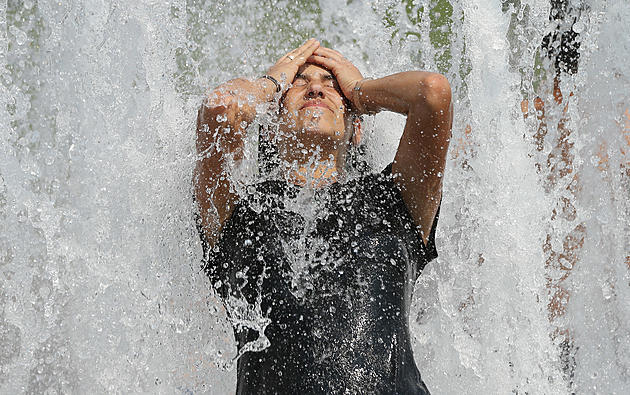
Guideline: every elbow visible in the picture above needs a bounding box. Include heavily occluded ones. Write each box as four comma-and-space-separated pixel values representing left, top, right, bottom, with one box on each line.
196, 90, 237, 155
415, 72, 452, 112
200, 78, 252, 125
200, 89, 239, 124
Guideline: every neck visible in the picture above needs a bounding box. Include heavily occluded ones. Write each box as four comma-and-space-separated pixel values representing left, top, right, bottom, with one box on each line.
289, 162, 339, 188
279, 139, 345, 188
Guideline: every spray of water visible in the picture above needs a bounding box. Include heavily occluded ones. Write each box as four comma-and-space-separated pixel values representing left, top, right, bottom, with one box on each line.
1, 0, 628, 393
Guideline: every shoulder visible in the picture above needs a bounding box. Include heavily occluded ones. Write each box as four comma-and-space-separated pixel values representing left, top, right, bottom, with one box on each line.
199, 178, 286, 249
333, 162, 410, 226
353, 162, 440, 264
355, 162, 403, 207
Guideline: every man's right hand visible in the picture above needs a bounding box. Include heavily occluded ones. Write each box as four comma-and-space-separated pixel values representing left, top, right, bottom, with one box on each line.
195, 39, 320, 247
263, 38, 320, 93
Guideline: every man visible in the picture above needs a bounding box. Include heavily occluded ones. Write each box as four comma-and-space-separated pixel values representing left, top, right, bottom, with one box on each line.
195, 38, 451, 393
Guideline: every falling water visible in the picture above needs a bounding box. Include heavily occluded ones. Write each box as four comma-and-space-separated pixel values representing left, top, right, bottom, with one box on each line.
1, 0, 628, 393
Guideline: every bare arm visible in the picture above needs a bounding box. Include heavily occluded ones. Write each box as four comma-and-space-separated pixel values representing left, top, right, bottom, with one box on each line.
195, 39, 320, 248
194, 77, 273, 248
307, 47, 452, 246
360, 72, 452, 246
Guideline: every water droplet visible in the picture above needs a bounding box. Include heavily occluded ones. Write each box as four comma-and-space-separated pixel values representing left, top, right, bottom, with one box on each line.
16, 209, 28, 223
44, 152, 55, 166
572, 21, 585, 34
9, 26, 27, 46
602, 284, 613, 300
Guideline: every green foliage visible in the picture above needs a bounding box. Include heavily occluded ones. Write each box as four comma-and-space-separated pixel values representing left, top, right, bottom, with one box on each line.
389, 0, 454, 74
176, 0, 324, 95
428, 0, 453, 73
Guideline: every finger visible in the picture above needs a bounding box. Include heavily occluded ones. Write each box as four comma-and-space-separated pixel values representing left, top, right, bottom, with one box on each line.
313, 46, 345, 61
306, 55, 338, 70
294, 39, 320, 60
281, 41, 319, 66
298, 38, 318, 51
292, 38, 316, 53
284, 38, 318, 59
278, 40, 308, 61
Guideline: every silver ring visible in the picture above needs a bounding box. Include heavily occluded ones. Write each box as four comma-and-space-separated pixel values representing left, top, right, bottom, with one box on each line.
288, 55, 295, 60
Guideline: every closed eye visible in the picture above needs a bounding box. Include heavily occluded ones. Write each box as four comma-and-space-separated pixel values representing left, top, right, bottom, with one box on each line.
293, 73, 337, 88
293, 75, 308, 86
323, 74, 337, 88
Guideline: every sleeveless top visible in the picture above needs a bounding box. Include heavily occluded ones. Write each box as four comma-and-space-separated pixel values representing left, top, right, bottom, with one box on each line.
201, 163, 439, 394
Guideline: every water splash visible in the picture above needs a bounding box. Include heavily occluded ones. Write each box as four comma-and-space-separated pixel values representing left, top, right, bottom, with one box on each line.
1, 0, 628, 393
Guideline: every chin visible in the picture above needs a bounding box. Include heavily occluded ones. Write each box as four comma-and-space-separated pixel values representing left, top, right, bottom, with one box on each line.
300, 117, 344, 137
300, 125, 345, 141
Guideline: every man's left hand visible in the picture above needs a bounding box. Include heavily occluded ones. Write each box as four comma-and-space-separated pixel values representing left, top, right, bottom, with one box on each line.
307, 47, 364, 105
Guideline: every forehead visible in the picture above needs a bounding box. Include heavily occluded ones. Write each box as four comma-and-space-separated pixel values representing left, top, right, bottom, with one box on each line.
295, 63, 334, 79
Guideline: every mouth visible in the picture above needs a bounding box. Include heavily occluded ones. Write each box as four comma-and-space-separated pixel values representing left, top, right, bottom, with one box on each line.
300, 101, 331, 111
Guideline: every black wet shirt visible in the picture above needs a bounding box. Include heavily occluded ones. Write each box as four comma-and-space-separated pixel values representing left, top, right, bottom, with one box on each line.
202, 163, 439, 394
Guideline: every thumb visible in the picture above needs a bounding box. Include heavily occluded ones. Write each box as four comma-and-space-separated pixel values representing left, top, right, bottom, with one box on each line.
352, 117, 362, 146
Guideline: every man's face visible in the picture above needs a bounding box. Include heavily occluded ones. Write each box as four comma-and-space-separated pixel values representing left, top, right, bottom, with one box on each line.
278, 64, 349, 147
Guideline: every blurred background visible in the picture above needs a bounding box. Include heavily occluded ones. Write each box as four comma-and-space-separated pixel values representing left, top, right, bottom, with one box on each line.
1, 0, 628, 393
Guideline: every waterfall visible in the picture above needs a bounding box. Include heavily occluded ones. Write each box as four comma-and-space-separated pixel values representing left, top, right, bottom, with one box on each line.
1, 0, 627, 393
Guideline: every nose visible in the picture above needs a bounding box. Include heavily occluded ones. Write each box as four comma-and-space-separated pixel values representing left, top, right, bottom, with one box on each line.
306, 81, 324, 99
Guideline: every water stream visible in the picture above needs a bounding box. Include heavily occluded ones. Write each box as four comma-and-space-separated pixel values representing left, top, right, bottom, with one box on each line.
1, 0, 628, 393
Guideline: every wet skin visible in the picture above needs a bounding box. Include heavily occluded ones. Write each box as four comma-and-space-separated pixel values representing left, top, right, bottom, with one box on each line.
279, 63, 349, 144
195, 38, 451, 248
